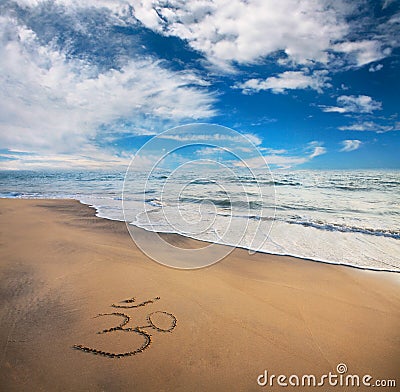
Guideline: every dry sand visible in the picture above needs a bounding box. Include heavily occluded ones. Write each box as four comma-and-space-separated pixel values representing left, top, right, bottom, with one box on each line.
0, 199, 399, 391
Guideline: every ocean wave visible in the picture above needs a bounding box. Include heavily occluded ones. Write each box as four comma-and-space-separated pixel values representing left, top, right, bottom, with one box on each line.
178, 196, 263, 210
128, 216, 400, 273
225, 177, 301, 186
217, 212, 399, 239
0, 191, 24, 197
145, 198, 164, 207
190, 179, 217, 185
286, 219, 400, 239
274, 204, 339, 213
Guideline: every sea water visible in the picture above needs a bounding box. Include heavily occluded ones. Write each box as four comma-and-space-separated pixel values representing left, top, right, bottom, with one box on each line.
1, 169, 399, 272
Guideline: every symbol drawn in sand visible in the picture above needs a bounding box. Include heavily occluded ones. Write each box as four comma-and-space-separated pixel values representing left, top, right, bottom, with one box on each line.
73, 296, 177, 358
111, 296, 161, 309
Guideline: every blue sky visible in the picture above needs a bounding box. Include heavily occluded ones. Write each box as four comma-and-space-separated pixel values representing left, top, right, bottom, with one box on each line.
0, 0, 399, 170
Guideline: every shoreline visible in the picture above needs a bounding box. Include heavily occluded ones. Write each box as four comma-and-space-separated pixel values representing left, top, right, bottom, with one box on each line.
1, 186, 399, 272
1, 199, 399, 391
80, 198, 400, 274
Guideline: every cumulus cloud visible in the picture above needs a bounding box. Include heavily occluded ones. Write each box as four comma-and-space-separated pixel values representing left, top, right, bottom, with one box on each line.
0, 14, 216, 156
340, 139, 362, 152
321, 95, 382, 113
4, 0, 398, 73
129, 0, 349, 67
236, 70, 330, 94
127, 0, 398, 71
369, 63, 384, 72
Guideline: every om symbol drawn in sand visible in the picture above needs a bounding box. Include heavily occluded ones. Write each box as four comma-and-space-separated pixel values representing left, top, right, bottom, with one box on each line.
73, 296, 177, 358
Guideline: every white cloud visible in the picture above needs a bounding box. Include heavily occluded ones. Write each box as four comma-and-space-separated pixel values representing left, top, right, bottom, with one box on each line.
129, 0, 349, 67
309, 146, 327, 158
383, 0, 397, 9
160, 132, 262, 145
259, 148, 287, 154
236, 142, 326, 169
306, 141, 327, 159
5, 0, 398, 76
127, 1, 397, 71
0, 150, 131, 170
195, 147, 222, 156
333, 40, 388, 67
322, 107, 347, 114
236, 70, 330, 94
321, 95, 382, 113
339, 121, 399, 133
340, 139, 362, 152
388, 12, 400, 25
369, 63, 384, 72
0, 147, 176, 171
0, 15, 216, 157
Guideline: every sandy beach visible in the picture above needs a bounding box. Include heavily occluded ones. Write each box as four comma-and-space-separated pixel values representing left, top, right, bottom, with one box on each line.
0, 199, 399, 391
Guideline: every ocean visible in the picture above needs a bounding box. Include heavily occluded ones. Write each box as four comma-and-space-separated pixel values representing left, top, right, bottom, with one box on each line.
1, 169, 399, 272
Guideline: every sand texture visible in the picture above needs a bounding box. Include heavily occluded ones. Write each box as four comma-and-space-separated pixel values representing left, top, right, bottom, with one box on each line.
0, 199, 399, 391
